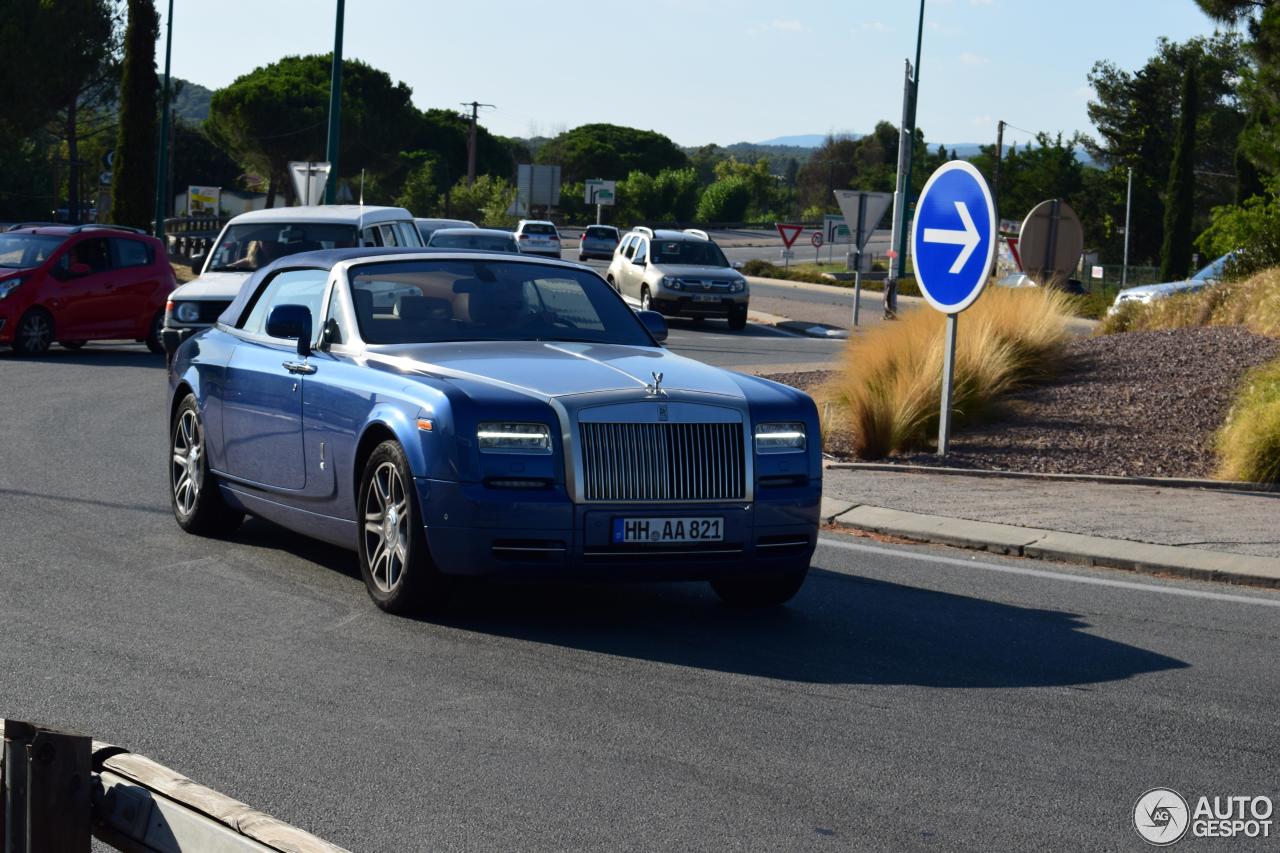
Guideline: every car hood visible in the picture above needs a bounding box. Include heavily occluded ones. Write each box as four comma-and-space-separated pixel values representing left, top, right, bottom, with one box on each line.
370, 340, 745, 400
652, 264, 741, 279
1116, 279, 1206, 298
169, 270, 251, 300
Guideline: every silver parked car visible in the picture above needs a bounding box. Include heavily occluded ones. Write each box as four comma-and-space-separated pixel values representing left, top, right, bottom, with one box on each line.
1108, 253, 1233, 315
579, 225, 620, 261
427, 227, 519, 254
606, 227, 750, 330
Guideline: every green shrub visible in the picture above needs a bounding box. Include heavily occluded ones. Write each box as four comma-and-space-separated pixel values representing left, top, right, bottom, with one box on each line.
1216, 358, 1280, 483
696, 176, 752, 223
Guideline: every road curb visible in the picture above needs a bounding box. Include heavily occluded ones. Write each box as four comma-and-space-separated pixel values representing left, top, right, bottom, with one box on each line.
828, 503, 1280, 588
824, 461, 1280, 495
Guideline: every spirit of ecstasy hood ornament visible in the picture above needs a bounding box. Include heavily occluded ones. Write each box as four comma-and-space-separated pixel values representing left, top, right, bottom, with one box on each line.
646, 371, 665, 396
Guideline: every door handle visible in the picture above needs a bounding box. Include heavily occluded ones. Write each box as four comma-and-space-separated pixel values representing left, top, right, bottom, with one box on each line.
282, 360, 316, 375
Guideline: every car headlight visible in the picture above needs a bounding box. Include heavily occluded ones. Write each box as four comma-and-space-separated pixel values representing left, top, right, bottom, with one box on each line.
477, 422, 552, 454
0, 278, 24, 300
174, 301, 201, 323
730, 279, 746, 293
661, 275, 683, 291
755, 422, 806, 453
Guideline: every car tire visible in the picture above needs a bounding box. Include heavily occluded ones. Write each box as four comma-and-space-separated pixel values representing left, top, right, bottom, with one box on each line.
170, 394, 243, 537
640, 286, 653, 313
578, 254, 586, 262
145, 310, 165, 354
358, 440, 450, 615
710, 566, 808, 608
13, 308, 53, 355
59, 340, 86, 350
727, 307, 748, 331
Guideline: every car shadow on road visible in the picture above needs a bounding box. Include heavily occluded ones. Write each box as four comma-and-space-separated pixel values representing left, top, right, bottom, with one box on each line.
3, 344, 165, 369
435, 565, 1188, 689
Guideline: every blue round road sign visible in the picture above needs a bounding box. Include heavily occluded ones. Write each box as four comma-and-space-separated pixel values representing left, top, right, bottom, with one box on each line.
910, 161, 996, 314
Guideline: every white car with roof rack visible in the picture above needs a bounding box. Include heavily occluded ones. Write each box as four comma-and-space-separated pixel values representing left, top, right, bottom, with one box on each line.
605, 227, 750, 330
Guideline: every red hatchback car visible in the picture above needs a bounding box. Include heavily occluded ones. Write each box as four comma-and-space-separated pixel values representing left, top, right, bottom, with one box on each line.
0, 225, 176, 355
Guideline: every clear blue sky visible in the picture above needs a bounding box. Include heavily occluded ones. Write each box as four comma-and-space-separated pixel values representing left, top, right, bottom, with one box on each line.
164, 0, 1229, 149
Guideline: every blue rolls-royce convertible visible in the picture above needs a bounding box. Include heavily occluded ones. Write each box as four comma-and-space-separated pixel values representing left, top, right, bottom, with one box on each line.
166, 248, 821, 613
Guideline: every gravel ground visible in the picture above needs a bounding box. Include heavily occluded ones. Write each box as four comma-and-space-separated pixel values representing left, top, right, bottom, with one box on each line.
765, 326, 1280, 478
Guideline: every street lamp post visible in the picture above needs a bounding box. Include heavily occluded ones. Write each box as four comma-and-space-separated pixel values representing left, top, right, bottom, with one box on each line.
323, 0, 346, 205
887, 0, 926, 317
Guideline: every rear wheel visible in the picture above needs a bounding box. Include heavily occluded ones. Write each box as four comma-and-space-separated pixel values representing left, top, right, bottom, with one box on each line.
358, 441, 450, 614
144, 310, 165, 354
171, 394, 243, 536
727, 306, 748, 331
13, 308, 53, 355
710, 566, 808, 607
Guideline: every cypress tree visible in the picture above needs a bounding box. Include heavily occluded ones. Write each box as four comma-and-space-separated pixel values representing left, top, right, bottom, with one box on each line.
107, 0, 158, 229
1160, 59, 1199, 281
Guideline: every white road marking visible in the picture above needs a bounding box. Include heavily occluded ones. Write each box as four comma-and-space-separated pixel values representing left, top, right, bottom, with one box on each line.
817, 536, 1280, 608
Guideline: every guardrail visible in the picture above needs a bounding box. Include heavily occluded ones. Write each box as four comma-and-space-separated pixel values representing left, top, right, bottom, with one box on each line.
160, 216, 229, 262
1, 719, 348, 853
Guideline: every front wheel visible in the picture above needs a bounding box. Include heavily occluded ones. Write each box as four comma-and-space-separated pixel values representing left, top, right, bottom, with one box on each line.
640, 286, 653, 313
358, 441, 450, 614
710, 566, 808, 608
171, 394, 243, 536
13, 308, 53, 355
727, 307, 748, 331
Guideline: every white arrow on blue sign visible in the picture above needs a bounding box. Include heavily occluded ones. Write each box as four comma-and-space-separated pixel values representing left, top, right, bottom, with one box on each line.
910, 161, 996, 314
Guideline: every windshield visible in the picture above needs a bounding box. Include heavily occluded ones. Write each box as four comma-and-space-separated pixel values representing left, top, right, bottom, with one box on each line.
1191, 254, 1231, 282
585, 227, 617, 239
0, 234, 65, 269
207, 223, 358, 272
349, 259, 654, 346
428, 232, 517, 253
651, 239, 728, 267
522, 223, 557, 236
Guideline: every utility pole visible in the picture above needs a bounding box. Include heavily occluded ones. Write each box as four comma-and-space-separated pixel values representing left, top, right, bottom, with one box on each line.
152, 0, 174, 237
323, 0, 345, 205
461, 101, 495, 186
886, 0, 926, 319
992, 119, 1005, 272
1121, 166, 1133, 288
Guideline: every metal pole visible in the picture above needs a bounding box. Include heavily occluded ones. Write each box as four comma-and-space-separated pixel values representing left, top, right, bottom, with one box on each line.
323, 0, 345, 205
885, 59, 913, 316
938, 313, 958, 455
152, 0, 174, 238
853, 193, 867, 327
889, 0, 926, 317
992, 119, 1005, 265
1121, 167, 1133, 288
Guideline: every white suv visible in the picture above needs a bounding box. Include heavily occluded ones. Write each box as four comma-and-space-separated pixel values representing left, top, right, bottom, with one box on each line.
606, 227, 750, 330
163, 205, 420, 352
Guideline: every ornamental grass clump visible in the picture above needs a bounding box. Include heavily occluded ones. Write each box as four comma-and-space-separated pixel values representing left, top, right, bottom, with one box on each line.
1216, 358, 1280, 484
826, 286, 1072, 458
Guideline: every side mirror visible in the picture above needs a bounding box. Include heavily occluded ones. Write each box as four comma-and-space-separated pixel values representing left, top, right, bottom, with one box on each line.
637, 309, 667, 343
189, 253, 206, 275
732, 261, 744, 271
265, 303, 313, 356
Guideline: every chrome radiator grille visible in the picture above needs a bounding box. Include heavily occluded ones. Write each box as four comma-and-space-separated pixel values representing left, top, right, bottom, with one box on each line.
579, 422, 746, 502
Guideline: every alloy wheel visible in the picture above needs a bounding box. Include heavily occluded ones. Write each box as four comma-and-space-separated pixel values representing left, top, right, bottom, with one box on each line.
363, 461, 409, 593
19, 313, 51, 353
171, 409, 204, 517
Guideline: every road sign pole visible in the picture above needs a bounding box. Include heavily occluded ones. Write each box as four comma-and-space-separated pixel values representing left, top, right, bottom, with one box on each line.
853, 262, 862, 327
938, 314, 958, 455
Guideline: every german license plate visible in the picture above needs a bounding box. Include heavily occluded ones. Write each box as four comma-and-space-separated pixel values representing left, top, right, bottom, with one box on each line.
693, 294, 720, 303
612, 517, 723, 544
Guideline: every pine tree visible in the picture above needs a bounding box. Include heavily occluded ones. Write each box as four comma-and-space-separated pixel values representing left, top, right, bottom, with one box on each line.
1160, 60, 1199, 281
107, 0, 158, 229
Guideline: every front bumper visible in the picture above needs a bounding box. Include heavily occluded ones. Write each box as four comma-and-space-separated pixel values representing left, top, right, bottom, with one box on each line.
652, 294, 748, 318
416, 478, 819, 579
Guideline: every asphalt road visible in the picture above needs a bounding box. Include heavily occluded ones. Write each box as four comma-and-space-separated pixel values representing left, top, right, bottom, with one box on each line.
4, 344, 1280, 851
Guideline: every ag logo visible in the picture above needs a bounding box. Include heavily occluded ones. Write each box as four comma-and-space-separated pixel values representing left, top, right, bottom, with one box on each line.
1134, 788, 1189, 846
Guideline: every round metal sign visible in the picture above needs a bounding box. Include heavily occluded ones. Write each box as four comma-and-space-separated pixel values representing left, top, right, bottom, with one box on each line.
910, 160, 997, 314
1018, 199, 1084, 287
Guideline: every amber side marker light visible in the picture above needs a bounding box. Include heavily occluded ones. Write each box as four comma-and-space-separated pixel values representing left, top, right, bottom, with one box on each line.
417, 418, 433, 432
